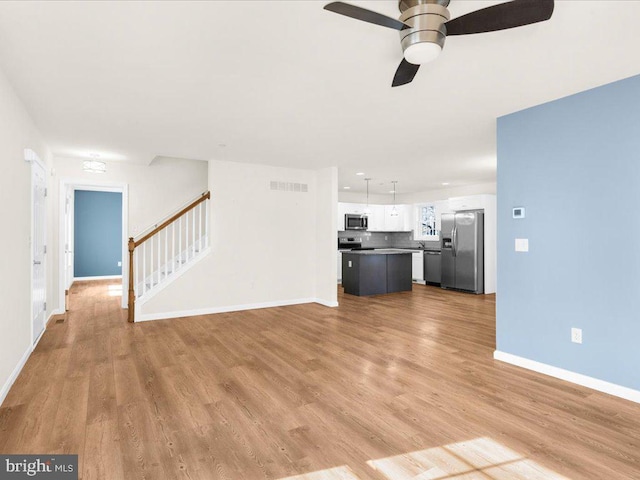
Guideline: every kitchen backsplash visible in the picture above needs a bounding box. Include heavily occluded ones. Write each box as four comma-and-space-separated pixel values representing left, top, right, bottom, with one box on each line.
338, 231, 440, 249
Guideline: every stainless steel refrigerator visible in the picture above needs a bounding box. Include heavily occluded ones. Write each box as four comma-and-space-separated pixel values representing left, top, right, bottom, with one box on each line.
440, 211, 484, 294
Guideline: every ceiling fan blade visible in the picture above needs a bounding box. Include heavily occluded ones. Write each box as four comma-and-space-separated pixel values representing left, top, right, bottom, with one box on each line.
392, 59, 420, 87
324, 2, 410, 31
445, 0, 554, 36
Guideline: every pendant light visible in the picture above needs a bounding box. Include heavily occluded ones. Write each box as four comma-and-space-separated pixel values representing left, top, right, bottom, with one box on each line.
391, 181, 399, 216
364, 178, 372, 215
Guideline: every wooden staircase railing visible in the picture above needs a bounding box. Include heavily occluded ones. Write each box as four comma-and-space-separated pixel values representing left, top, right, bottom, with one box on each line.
128, 191, 211, 323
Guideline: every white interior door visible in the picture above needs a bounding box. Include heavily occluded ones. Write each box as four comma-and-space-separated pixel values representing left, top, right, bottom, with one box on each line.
32, 160, 47, 344
64, 186, 74, 289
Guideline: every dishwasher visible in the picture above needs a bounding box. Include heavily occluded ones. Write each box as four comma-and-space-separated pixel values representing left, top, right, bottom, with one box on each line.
424, 250, 441, 286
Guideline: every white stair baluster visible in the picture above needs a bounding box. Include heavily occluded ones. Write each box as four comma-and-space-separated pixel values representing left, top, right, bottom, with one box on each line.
185, 212, 190, 261
205, 198, 209, 247
151, 237, 155, 287
157, 233, 161, 285
135, 249, 139, 297
142, 241, 147, 296
164, 228, 168, 279
172, 221, 175, 275
192, 208, 196, 258
198, 203, 203, 253
179, 216, 183, 268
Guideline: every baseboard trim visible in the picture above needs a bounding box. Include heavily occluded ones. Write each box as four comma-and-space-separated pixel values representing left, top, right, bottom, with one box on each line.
46, 309, 66, 327
314, 298, 339, 308
0, 345, 32, 407
137, 297, 337, 322
47, 309, 65, 319
494, 350, 640, 404
74, 275, 122, 282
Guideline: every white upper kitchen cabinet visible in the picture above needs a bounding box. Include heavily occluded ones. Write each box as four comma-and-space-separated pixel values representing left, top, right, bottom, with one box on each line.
383, 204, 411, 232
366, 205, 386, 231
338, 202, 413, 232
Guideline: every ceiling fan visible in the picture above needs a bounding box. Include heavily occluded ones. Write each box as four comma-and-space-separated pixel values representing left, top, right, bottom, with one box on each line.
324, 0, 554, 87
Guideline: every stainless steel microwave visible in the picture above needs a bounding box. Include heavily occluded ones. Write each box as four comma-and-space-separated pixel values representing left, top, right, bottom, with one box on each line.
345, 214, 368, 230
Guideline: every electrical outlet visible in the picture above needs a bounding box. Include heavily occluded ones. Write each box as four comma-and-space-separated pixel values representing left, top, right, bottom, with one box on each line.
117, 261, 122, 267
571, 327, 582, 344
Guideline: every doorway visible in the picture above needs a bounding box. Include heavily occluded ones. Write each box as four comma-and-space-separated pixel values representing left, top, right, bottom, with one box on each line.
73, 190, 123, 279
58, 180, 128, 310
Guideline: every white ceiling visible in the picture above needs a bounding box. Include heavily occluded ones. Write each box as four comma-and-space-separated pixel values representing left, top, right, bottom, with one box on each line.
0, 1, 639, 195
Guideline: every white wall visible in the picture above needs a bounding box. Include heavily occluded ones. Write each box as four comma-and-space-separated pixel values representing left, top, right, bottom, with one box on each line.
315, 167, 338, 306
52, 156, 208, 235
140, 160, 338, 319
397, 182, 496, 204
338, 191, 394, 204
0, 67, 52, 403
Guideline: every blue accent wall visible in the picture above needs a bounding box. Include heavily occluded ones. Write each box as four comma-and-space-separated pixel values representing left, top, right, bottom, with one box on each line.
74, 190, 122, 278
497, 75, 640, 391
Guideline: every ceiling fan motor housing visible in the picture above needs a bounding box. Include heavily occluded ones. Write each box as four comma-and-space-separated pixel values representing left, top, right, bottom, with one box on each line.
399, 2, 450, 64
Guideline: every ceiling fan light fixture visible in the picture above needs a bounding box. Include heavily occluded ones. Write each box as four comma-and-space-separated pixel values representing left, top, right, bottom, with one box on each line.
404, 42, 442, 65
399, 3, 449, 66
324, 0, 555, 87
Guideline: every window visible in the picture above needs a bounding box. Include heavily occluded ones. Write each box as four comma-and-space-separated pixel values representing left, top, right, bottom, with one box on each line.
420, 205, 436, 237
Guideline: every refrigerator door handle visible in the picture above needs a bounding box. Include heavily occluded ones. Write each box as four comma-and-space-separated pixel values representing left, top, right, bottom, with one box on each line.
452, 226, 457, 257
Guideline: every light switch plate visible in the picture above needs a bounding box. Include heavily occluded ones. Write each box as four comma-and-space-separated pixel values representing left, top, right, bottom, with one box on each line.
515, 238, 529, 252
571, 327, 583, 344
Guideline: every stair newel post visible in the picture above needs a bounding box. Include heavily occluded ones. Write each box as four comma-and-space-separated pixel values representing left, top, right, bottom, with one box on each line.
128, 237, 136, 323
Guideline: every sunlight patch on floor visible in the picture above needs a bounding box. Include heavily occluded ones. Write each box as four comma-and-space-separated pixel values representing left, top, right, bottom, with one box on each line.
366, 437, 570, 480
278, 465, 361, 480
107, 284, 122, 297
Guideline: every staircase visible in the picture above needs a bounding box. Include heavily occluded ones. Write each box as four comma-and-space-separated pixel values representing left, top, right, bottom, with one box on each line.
128, 192, 211, 322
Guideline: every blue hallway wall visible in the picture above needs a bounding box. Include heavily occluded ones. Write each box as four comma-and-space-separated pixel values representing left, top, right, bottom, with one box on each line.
74, 190, 122, 278
497, 74, 640, 391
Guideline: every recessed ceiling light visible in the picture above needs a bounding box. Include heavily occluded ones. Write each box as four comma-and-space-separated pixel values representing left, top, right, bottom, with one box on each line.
343, 186, 351, 190
442, 182, 450, 186
356, 172, 365, 176
388, 190, 395, 194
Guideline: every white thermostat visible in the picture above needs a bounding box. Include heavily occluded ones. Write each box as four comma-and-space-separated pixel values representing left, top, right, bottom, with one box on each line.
512, 207, 525, 219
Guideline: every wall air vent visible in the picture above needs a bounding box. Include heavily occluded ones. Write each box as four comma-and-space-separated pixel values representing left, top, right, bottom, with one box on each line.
270, 181, 309, 193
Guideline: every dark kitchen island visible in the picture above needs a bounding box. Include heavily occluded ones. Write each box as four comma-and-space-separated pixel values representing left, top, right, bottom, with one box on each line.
341, 249, 413, 296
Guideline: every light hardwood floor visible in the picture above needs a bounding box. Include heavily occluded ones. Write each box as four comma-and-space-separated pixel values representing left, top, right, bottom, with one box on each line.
1, 281, 640, 479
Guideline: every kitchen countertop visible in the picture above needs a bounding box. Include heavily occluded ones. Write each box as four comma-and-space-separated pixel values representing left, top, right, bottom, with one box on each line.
342, 249, 414, 255
339, 247, 441, 253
